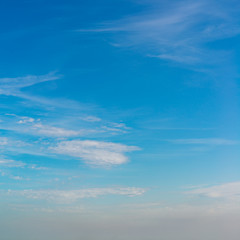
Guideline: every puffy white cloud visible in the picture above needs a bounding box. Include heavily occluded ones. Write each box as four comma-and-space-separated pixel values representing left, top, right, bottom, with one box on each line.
50, 140, 140, 166
8, 187, 146, 203
18, 117, 35, 124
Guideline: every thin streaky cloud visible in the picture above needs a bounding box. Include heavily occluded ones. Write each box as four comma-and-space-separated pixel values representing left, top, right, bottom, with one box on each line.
32, 123, 83, 137
145, 127, 215, 130
4, 112, 129, 136
7, 187, 146, 203
0, 158, 25, 168
0, 72, 83, 110
166, 138, 239, 145
80, 116, 102, 122
76, 0, 240, 65
76, 27, 124, 33
0, 72, 60, 96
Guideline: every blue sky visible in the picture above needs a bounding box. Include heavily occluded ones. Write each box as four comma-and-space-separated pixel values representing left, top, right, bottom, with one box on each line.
1, 0, 240, 239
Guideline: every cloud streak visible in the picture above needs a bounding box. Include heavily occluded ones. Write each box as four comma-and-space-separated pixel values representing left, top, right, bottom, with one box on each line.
167, 138, 239, 145
0, 72, 59, 97
32, 123, 83, 137
51, 140, 140, 166
0, 158, 25, 168
7, 187, 146, 203
77, 0, 240, 66
187, 182, 240, 200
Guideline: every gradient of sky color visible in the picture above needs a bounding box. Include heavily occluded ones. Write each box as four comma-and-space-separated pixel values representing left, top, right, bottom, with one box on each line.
1, 0, 240, 239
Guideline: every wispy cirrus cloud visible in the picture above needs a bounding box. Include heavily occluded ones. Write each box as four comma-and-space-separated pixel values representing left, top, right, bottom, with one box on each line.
7, 187, 146, 203
0, 72, 83, 110
0, 158, 25, 168
0, 155, 48, 173
166, 138, 239, 145
80, 115, 102, 122
1, 113, 130, 138
32, 123, 83, 137
187, 182, 240, 200
0, 72, 59, 97
77, 0, 240, 66
1, 115, 95, 138
51, 140, 140, 166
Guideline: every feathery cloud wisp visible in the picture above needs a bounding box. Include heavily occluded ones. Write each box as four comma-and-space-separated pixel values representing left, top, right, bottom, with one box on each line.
32, 123, 82, 137
0, 72, 59, 97
77, 0, 240, 65
187, 182, 240, 200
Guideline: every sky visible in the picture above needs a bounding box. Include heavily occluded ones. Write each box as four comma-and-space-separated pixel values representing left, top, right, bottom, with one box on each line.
1, 0, 240, 239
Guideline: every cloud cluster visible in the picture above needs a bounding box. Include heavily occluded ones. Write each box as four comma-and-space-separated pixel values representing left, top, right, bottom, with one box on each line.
17, 117, 35, 124
3, 114, 89, 138
51, 140, 140, 166
2, 113, 130, 138
0, 112, 139, 167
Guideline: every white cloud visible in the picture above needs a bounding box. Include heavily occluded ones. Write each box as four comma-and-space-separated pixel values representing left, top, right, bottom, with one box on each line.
0, 72, 85, 110
18, 117, 35, 124
152, 54, 199, 64
76, 27, 122, 33
0, 158, 25, 168
187, 182, 240, 200
0, 157, 48, 171
101, 122, 131, 134
78, 0, 240, 65
2, 114, 89, 137
167, 138, 238, 145
0, 72, 59, 96
8, 187, 146, 203
80, 116, 101, 122
10, 176, 23, 181
101, 126, 127, 134
33, 123, 81, 137
50, 140, 140, 166
27, 165, 48, 170
0, 72, 83, 110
